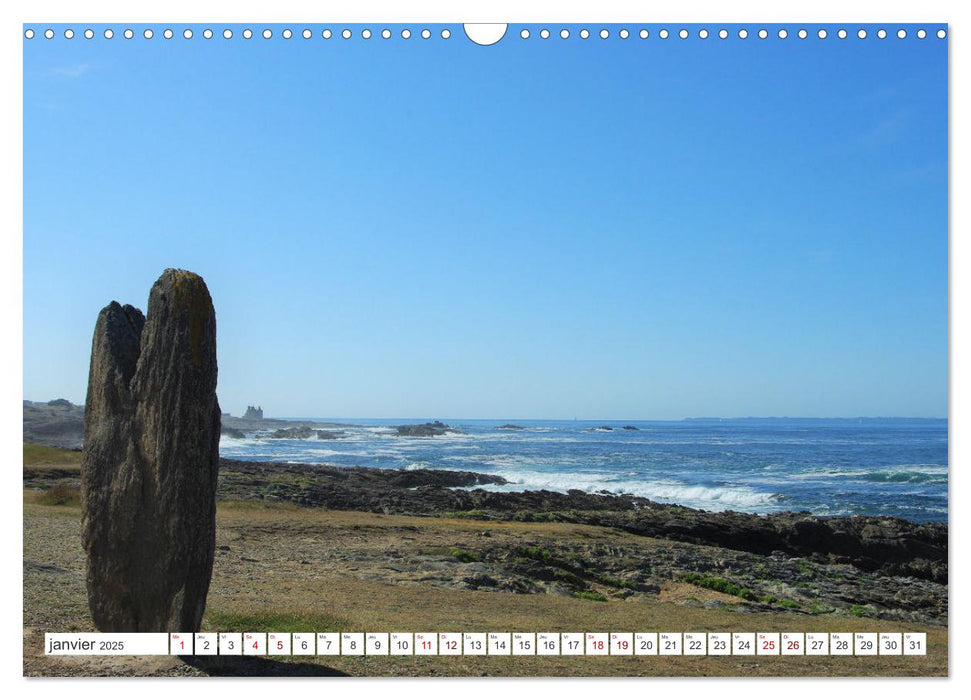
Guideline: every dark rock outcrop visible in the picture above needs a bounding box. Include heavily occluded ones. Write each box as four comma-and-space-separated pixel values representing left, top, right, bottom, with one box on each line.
268, 426, 315, 440
221, 426, 246, 439
316, 430, 344, 440
497, 424, 525, 430
622, 425, 639, 431
395, 421, 455, 437
81, 269, 220, 633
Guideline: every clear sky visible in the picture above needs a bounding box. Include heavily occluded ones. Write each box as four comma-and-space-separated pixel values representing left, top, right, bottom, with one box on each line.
22, 24, 948, 420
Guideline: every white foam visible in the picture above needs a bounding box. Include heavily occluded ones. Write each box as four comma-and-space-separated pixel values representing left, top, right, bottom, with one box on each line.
472, 468, 780, 513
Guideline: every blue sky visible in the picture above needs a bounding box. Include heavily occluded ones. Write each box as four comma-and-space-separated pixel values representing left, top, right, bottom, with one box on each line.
22, 24, 948, 419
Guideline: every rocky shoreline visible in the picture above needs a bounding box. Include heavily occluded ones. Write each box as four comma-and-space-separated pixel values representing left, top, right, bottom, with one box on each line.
206, 458, 947, 626
23, 451, 948, 627
215, 459, 946, 582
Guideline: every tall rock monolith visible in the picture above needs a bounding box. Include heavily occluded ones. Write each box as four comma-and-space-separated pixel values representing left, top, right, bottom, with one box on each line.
81, 269, 220, 632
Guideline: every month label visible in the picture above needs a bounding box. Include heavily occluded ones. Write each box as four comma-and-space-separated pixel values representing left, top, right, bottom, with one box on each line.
268, 632, 291, 656
854, 633, 878, 656
707, 633, 730, 656
243, 633, 266, 656
513, 632, 535, 655
292, 633, 315, 656
341, 633, 364, 656
193, 633, 217, 656
683, 632, 706, 655
634, 633, 658, 656
390, 633, 414, 655
218, 633, 242, 656
439, 633, 462, 656
610, 632, 633, 655
659, 632, 682, 656
488, 632, 512, 655
366, 632, 389, 656
463, 633, 487, 656
316, 633, 340, 655
805, 632, 828, 656
585, 633, 609, 656
903, 633, 926, 656
561, 633, 585, 656
830, 633, 853, 656
537, 632, 560, 656
45, 633, 169, 656
732, 633, 755, 656
781, 632, 804, 656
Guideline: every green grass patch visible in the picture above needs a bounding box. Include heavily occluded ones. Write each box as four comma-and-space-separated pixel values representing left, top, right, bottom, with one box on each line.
205, 609, 351, 633
519, 546, 554, 564
573, 592, 608, 602
23, 442, 81, 467
448, 547, 482, 563
682, 573, 757, 600
779, 599, 800, 609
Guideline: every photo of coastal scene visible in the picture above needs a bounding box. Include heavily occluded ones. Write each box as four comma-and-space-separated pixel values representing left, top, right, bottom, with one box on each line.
22, 23, 947, 677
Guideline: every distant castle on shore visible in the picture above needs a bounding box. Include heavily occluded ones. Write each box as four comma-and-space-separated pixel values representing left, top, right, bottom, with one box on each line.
243, 405, 263, 420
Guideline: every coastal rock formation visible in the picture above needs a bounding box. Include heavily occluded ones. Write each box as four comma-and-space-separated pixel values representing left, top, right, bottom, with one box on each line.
81, 269, 220, 632
213, 458, 946, 585
221, 426, 246, 439
395, 421, 455, 437
268, 426, 315, 440
243, 405, 263, 420
497, 424, 525, 431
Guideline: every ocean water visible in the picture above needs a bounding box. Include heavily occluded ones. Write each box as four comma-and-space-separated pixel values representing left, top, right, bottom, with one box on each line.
219, 418, 948, 523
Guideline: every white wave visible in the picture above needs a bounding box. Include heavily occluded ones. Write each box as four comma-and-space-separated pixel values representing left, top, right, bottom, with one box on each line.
472, 468, 780, 513
787, 464, 948, 480
404, 461, 433, 471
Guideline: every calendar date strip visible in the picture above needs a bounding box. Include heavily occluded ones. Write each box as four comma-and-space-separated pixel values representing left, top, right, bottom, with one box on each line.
46, 631, 927, 656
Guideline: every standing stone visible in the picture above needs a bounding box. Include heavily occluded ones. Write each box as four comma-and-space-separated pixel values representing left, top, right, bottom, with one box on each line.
81, 269, 220, 632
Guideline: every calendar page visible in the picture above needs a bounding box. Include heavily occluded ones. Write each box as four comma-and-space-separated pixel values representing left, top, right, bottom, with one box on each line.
19, 1, 950, 682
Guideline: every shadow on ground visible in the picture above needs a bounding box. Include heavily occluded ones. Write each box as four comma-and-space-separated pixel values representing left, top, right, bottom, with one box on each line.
180, 655, 350, 676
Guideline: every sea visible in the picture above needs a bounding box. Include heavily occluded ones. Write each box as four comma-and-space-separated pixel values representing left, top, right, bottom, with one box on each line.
219, 418, 948, 524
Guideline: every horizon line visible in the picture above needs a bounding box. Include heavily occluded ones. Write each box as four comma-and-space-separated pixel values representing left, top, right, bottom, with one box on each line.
23, 399, 947, 423
264, 415, 948, 423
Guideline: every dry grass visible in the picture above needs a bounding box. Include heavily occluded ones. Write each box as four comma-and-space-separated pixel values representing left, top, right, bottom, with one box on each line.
31, 483, 82, 507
